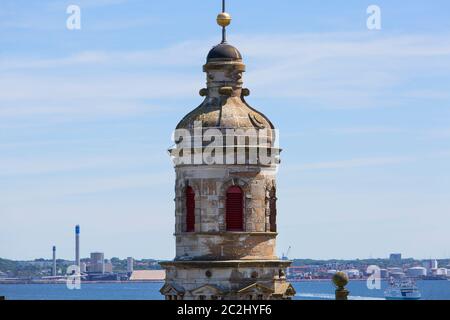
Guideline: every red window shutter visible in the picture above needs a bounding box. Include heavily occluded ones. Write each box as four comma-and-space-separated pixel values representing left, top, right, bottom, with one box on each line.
269, 187, 277, 232
226, 186, 243, 231
186, 187, 195, 232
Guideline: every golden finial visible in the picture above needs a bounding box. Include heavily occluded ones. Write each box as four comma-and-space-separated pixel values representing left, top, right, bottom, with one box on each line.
217, 0, 231, 43
217, 12, 231, 27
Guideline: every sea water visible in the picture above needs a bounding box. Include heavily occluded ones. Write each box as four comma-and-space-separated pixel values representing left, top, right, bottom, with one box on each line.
1, 280, 449, 300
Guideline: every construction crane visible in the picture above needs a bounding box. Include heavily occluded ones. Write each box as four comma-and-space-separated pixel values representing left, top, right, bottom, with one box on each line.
282, 246, 291, 261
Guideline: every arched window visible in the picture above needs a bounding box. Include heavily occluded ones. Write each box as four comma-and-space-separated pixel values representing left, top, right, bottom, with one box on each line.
226, 186, 244, 231
269, 186, 277, 232
186, 186, 195, 232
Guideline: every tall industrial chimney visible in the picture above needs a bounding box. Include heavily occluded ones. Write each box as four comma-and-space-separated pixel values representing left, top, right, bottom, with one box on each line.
127, 257, 134, 274
52, 246, 56, 276
75, 225, 80, 267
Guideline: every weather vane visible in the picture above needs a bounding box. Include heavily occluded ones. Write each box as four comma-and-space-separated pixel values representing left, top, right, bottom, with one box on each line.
216, 0, 232, 43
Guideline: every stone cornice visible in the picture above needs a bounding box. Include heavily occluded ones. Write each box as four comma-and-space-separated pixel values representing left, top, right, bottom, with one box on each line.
160, 260, 292, 269
173, 231, 278, 237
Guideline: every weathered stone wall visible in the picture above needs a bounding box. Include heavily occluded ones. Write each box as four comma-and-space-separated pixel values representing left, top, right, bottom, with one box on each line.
162, 261, 292, 300
175, 233, 277, 261
173, 165, 278, 260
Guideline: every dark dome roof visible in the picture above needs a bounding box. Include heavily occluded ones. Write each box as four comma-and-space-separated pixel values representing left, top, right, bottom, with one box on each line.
207, 43, 242, 62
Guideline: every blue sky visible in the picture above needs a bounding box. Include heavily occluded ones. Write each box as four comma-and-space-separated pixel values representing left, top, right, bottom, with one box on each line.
1, 0, 450, 261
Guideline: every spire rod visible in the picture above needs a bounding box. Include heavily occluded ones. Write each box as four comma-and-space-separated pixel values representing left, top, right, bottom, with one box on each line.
217, 0, 231, 44
222, 26, 226, 44
221, 0, 226, 43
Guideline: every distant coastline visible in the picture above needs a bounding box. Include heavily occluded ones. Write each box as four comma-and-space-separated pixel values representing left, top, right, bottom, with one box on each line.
2, 257, 449, 284
0, 280, 165, 285
2, 278, 449, 285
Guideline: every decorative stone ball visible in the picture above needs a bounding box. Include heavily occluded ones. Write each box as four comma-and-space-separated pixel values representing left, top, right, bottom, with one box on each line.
217, 12, 232, 27
332, 271, 349, 288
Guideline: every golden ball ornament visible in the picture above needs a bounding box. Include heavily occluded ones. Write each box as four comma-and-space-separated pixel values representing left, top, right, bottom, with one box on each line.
217, 12, 232, 27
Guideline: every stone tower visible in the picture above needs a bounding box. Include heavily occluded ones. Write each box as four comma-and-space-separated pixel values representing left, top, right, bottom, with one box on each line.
160, 1, 295, 300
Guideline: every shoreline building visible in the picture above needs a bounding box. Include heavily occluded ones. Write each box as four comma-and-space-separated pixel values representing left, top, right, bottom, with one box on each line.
407, 267, 427, 278
422, 259, 438, 272
127, 257, 134, 275
160, 2, 295, 300
89, 252, 105, 274
389, 253, 402, 266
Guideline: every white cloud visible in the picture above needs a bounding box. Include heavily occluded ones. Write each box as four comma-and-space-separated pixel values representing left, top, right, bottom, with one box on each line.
4, 33, 450, 70
1, 32, 449, 119
0, 52, 111, 70
289, 156, 414, 171
326, 126, 404, 135
426, 128, 450, 139
71, 0, 129, 7
0, 42, 209, 70
286, 150, 450, 172
238, 33, 450, 108
0, 100, 173, 118
0, 171, 173, 208
46, 0, 130, 10
0, 73, 199, 100
237, 33, 450, 59
0, 153, 163, 176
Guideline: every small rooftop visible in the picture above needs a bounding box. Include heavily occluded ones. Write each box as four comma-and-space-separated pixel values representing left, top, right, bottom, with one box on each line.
129, 270, 165, 281
207, 43, 242, 62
